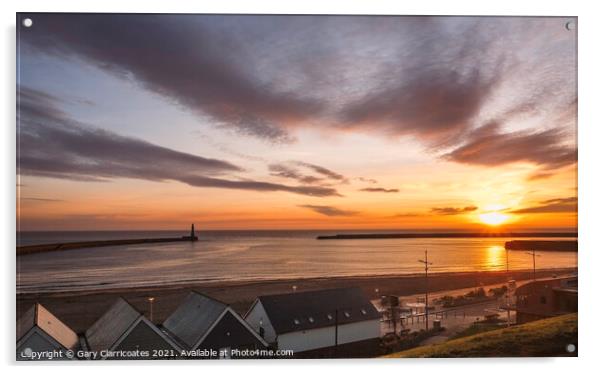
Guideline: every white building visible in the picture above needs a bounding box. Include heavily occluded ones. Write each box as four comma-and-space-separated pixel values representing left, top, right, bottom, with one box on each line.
17, 303, 79, 360
244, 287, 381, 356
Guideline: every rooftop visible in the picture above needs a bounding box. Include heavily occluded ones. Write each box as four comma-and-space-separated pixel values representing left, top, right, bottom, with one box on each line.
162, 291, 227, 349
254, 287, 380, 334
17, 303, 79, 350
85, 298, 141, 352
516, 276, 578, 294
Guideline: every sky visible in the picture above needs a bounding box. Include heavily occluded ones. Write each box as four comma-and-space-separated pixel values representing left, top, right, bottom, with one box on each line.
16, 14, 577, 231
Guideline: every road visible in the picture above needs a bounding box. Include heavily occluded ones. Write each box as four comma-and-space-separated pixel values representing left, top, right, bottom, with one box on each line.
374, 271, 575, 338
374, 276, 534, 337
379, 298, 512, 336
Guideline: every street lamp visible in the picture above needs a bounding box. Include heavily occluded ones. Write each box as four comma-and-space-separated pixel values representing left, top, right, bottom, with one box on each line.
525, 251, 541, 281
418, 250, 433, 331
148, 297, 155, 323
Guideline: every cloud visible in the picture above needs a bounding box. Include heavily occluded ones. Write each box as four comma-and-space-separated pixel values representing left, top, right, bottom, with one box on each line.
443, 122, 576, 170
294, 162, 347, 182
298, 205, 358, 217
18, 86, 241, 178
510, 197, 577, 214
193, 132, 268, 163
430, 206, 478, 215
340, 67, 501, 146
20, 197, 64, 202
17, 86, 341, 197
20, 14, 324, 143
393, 205, 478, 217
357, 177, 378, 184
13, 17, 477, 146
527, 172, 556, 181
268, 164, 323, 185
335, 18, 510, 146
20, 15, 576, 153
391, 212, 424, 218
180, 176, 340, 197
269, 161, 347, 185
359, 187, 399, 193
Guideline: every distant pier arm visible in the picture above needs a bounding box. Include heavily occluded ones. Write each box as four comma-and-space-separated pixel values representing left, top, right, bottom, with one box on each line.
504, 240, 577, 252
316, 232, 577, 240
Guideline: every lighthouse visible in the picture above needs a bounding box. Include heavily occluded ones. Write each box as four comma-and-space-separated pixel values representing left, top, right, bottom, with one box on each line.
182, 223, 199, 241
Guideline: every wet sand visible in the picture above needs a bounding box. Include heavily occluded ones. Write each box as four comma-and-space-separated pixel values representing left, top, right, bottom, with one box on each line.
16, 268, 575, 333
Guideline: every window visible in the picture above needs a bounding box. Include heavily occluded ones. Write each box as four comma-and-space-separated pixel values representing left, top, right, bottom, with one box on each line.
540, 296, 547, 304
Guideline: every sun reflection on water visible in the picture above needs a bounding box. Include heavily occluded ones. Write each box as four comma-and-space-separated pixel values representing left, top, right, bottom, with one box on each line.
485, 245, 506, 270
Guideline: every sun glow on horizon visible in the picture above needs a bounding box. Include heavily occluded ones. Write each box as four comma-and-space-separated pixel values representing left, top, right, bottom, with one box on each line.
479, 211, 510, 226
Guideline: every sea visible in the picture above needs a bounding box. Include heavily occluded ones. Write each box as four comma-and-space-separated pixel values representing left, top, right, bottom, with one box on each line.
16, 230, 578, 294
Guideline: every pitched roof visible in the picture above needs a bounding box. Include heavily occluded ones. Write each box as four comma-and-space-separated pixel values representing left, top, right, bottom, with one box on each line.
17, 303, 79, 350
85, 298, 141, 351
516, 276, 578, 295
254, 287, 380, 335
162, 291, 227, 349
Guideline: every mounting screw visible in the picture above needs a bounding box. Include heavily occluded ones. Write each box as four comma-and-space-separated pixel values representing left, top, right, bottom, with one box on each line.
565, 21, 575, 31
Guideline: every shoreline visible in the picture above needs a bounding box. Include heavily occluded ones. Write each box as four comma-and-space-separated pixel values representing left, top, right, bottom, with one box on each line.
17, 267, 576, 333
16, 266, 577, 296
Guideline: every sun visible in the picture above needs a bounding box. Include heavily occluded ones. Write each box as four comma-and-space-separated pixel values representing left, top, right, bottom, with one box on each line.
479, 211, 509, 226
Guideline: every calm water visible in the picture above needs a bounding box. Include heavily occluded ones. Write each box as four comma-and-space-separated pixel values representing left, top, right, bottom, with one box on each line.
16, 231, 577, 294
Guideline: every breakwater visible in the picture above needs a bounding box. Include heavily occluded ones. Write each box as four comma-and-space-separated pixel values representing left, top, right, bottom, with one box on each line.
316, 232, 577, 240
17, 237, 196, 256
504, 240, 578, 252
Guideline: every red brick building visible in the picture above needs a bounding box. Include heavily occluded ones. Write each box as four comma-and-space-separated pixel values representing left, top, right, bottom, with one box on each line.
515, 276, 577, 324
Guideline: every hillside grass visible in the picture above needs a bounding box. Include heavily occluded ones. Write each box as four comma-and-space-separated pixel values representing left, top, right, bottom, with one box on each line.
450, 323, 505, 340
385, 313, 577, 358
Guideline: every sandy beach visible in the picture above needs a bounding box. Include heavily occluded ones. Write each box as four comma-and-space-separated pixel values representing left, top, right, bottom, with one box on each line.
16, 267, 576, 333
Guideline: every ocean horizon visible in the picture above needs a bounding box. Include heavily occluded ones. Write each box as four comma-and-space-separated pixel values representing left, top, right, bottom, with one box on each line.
16, 230, 578, 294
16, 228, 578, 246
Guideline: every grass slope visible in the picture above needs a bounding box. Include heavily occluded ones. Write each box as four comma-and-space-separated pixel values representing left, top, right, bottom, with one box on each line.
385, 313, 577, 358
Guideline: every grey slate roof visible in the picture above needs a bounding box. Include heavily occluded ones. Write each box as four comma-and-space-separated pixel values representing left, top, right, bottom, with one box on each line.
162, 291, 227, 349
17, 303, 79, 350
255, 287, 380, 335
85, 298, 141, 352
